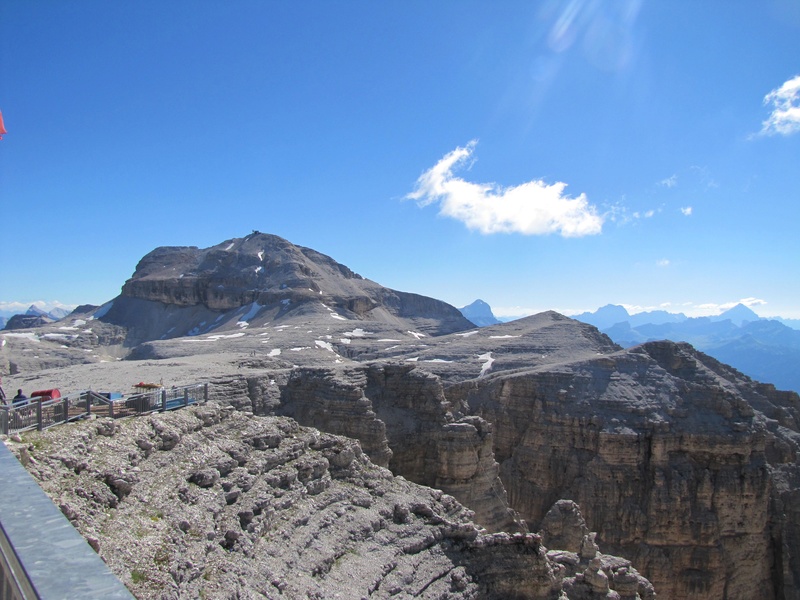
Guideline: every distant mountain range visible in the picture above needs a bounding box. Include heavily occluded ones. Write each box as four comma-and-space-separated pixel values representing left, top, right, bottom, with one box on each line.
456, 300, 800, 394
572, 303, 800, 393
1, 304, 74, 330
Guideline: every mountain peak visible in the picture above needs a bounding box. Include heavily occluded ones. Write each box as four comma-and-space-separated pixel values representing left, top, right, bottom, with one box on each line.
712, 303, 760, 326
458, 299, 500, 327
102, 232, 474, 343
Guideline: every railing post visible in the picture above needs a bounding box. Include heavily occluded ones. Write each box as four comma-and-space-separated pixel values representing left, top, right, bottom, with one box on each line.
36, 400, 43, 432
109, 397, 115, 419
161, 389, 167, 412
63, 397, 69, 424
1, 408, 7, 435
204, 383, 208, 402
85, 391, 92, 417
184, 388, 189, 407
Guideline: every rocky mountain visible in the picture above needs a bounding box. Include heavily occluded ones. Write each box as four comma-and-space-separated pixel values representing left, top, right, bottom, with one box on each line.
574, 304, 800, 393
458, 299, 501, 327
97, 232, 473, 347
4, 233, 800, 598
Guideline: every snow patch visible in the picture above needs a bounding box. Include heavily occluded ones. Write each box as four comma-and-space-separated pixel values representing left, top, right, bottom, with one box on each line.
405, 357, 419, 362
315, 340, 336, 352
290, 347, 310, 352
238, 302, 262, 324
344, 328, 373, 337
340, 338, 351, 344
456, 331, 479, 337
268, 348, 281, 356
407, 331, 426, 339
478, 352, 495, 377
2, 332, 40, 342
225, 242, 235, 251
425, 358, 453, 363
42, 333, 77, 340
206, 332, 246, 341
255, 266, 263, 273
330, 313, 347, 321
257, 251, 264, 261
489, 335, 520, 339
93, 301, 113, 319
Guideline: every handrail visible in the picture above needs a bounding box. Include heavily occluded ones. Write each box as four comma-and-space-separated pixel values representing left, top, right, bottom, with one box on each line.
0, 442, 135, 598
0, 383, 209, 435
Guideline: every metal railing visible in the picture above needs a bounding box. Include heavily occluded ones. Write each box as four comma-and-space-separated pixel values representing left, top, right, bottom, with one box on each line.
0, 383, 208, 435
0, 442, 135, 599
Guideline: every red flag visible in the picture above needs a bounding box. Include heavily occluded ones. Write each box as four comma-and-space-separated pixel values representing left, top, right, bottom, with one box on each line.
0, 110, 6, 139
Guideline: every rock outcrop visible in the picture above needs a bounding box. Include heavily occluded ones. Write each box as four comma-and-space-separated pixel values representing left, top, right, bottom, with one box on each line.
447, 339, 799, 599
265, 363, 524, 533
5, 404, 653, 599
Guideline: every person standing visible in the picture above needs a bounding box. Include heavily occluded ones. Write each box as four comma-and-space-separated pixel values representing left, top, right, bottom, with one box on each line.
12, 389, 27, 404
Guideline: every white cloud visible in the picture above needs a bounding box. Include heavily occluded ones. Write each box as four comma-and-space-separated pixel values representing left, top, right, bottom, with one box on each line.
680, 206, 692, 216
759, 74, 800, 136
407, 141, 603, 237
659, 175, 678, 188
656, 259, 670, 267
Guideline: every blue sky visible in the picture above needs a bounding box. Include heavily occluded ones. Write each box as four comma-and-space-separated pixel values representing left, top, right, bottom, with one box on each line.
2, 1, 799, 319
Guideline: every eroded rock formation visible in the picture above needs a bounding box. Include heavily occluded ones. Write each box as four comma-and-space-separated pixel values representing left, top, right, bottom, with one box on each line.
5, 404, 653, 599
446, 340, 799, 599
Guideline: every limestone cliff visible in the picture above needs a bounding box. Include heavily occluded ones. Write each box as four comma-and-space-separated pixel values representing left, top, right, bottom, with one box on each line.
447, 340, 798, 599
266, 363, 525, 533
5, 404, 653, 599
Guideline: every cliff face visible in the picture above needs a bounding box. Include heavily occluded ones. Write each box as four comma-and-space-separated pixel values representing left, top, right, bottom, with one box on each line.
187, 328, 800, 599
268, 363, 525, 533
447, 340, 796, 599
6, 404, 654, 600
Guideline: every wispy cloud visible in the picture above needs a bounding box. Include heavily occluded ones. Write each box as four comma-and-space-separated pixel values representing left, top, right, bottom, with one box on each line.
680, 206, 692, 216
407, 141, 603, 237
603, 201, 659, 226
656, 259, 670, 267
759, 74, 800, 136
659, 175, 677, 188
